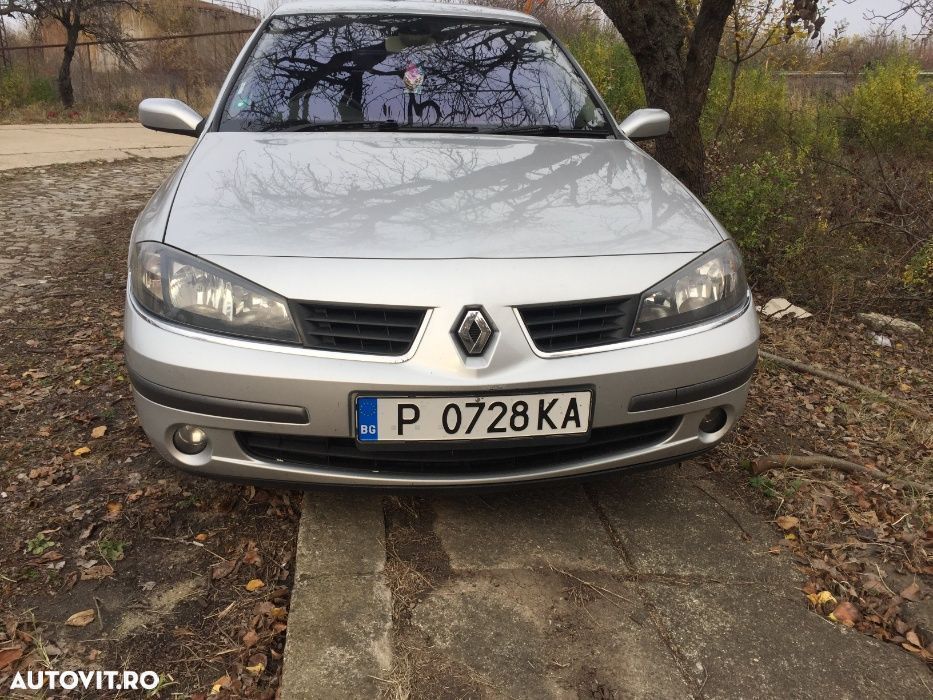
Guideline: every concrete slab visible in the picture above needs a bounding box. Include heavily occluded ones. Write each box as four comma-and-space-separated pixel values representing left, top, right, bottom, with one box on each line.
0, 123, 193, 170
431, 485, 628, 573
294, 491, 386, 578
410, 570, 688, 699
280, 493, 391, 700
643, 582, 933, 699
595, 469, 793, 583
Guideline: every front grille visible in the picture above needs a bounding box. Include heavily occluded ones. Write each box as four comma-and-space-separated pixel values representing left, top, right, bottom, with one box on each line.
518, 297, 637, 353
237, 417, 678, 476
293, 302, 426, 356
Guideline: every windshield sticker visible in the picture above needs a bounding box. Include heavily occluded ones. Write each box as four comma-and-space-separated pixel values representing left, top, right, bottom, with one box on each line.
403, 63, 425, 94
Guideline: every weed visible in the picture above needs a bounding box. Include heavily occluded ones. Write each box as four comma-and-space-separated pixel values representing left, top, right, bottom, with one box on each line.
749, 475, 779, 499
98, 538, 127, 562
25, 532, 56, 555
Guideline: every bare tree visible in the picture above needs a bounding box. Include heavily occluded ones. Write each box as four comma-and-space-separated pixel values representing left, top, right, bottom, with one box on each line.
589, 0, 828, 195
862, 0, 933, 37
0, 0, 137, 107
714, 0, 792, 141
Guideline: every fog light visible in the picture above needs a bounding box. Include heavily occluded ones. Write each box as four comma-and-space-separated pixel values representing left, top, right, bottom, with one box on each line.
173, 425, 208, 455
699, 407, 728, 434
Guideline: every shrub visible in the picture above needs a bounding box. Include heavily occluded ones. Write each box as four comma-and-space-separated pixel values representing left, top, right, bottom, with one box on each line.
844, 56, 933, 153
0, 69, 56, 110
706, 151, 799, 254
904, 241, 933, 291
566, 32, 645, 120
703, 65, 792, 145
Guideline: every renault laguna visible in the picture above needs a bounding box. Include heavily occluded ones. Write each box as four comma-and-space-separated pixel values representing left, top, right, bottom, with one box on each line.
126, 0, 759, 487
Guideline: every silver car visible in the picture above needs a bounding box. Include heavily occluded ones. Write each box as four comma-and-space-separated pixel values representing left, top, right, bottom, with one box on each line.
126, 0, 759, 487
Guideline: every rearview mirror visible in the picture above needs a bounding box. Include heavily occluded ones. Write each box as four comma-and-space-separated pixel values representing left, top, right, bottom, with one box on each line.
139, 98, 205, 137
619, 108, 670, 140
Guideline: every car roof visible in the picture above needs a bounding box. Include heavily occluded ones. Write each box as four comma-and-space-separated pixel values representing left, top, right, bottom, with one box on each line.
270, 0, 542, 25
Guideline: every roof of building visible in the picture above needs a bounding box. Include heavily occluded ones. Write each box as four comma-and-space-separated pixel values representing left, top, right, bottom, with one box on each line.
271, 1, 541, 25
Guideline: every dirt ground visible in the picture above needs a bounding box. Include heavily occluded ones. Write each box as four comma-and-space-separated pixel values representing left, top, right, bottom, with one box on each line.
0, 160, 300, 698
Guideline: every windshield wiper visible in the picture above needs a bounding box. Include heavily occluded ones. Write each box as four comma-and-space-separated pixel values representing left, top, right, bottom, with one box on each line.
489, 124, 612, 138
265, 120, 481, 134
268, 120, 401, 133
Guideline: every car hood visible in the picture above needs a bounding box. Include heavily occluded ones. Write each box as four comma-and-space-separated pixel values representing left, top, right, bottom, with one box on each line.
164, 131, 723, 259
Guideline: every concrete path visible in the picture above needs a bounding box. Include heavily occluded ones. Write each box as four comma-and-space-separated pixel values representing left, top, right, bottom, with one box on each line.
0, 123, 192, 170
282, 462, 932, 699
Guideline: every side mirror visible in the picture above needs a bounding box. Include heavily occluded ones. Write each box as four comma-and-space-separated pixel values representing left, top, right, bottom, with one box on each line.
619, 108, 670, 140
139, 98, 205, 137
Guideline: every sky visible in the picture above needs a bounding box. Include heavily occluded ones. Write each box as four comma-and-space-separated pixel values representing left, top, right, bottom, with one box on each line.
241, 0, 925, 37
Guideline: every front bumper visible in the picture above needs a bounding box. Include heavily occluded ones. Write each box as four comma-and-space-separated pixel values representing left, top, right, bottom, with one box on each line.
125, 294, 759, 487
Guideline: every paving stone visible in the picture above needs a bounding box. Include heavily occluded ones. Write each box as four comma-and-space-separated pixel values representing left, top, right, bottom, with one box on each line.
0, 158, 179, 309
643, 582, 933, 699
430, 485, 628, 573
411, 570, 689, 699
595, 468, 793, 582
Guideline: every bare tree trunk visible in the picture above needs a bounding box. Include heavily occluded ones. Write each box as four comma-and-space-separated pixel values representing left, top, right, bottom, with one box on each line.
58, 23, 80, 108
594, 0, 734, 197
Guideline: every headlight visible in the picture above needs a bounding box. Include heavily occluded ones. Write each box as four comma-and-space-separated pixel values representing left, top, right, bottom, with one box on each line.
633, 240, 748, 336
130, 242, 300, 344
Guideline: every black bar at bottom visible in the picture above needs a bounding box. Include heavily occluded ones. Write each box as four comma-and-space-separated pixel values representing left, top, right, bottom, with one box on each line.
129, 371, 309, 425
629, 359, 757, 412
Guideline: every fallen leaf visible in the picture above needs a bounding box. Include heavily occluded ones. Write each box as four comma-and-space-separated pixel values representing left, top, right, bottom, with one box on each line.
91, 426, 107, 439
80, 564, 114, 581
900, 582, 923, 602
210, 560, 236, 580
210, 674, 231, 695
65, 609, 96, 627
906, 630, 922, 647
245, 653, 267, 676
242, 628, 260, 647
103, 502, 122, 521
73, 447, 91, 457
245, 578, 265, 592
807, 590, 837, 607
242, 541, 262, 567
0, 647, 23, 670
776, 515, 799, 530
830, 601, 860, 627
194, 533, 208, 543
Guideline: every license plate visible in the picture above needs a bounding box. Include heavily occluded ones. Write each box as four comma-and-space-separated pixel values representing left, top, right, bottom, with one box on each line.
355, 390, 592, 443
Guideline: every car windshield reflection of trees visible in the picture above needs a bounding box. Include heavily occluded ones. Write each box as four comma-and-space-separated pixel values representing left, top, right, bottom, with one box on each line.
221, 15, 609, 133
187, 136, 706, 257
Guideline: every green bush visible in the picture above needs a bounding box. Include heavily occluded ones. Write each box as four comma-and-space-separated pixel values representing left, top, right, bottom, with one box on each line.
0, 69, 56, 110
704, 65, 800, 145
904, 241, 933, 291
566, 32, 645, 120
706, 151, 799, 253
844, 56, 933, 152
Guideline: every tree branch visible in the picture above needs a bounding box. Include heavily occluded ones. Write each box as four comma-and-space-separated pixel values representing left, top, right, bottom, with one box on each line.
759, 350, 931, 421
752, 454, 931, 493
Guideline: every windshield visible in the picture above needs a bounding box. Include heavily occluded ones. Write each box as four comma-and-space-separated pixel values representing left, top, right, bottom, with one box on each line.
219, 14, 610, 134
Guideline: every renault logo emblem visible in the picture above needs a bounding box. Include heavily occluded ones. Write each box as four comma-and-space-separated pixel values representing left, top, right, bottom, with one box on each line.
455, 308, 494, 356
